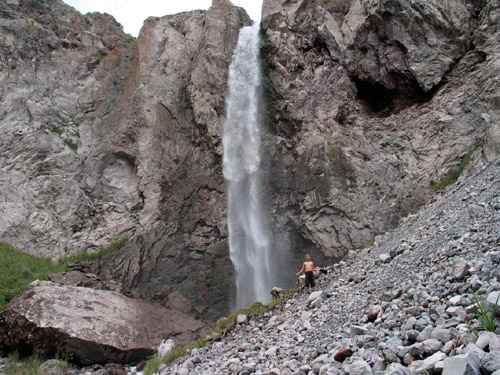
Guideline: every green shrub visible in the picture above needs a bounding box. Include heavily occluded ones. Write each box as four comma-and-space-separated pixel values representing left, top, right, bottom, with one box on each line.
50, 127, 63, 135
63, 139, 78, 151
431, 150, 473, 190
123, 37, 135, 44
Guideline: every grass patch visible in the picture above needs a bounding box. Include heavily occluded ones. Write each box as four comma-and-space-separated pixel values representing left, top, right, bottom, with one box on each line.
431, 150, 473, 190
0, 239, 128, 310
144, 340, 207, 375
5, 352, 43, 375
471, 294, 499, 333
50, 127, 63, 135
0, 243, 67, 310
123, 36, 135, 44
59, 237, 128, 264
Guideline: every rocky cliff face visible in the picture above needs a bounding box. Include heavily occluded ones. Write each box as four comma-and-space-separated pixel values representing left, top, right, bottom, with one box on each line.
260, 0, 500, 271
0, 0, 249, 318
1, 0, 499, 322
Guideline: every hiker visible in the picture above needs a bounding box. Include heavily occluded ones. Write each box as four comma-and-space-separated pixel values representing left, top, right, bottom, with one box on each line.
296, 254, 320, 292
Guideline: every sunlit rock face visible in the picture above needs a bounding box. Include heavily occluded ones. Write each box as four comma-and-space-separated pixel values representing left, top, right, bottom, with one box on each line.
259, 0, 500, 278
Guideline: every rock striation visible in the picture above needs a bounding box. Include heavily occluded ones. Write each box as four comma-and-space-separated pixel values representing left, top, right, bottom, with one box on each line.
259, 0, 500, 272
0, 282, 207, 365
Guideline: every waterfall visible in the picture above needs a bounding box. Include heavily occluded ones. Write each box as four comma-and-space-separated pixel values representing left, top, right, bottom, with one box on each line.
223, 22, 274, 309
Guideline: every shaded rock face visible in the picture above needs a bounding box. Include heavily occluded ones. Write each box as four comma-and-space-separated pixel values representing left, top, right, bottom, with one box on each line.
0, 0, 249, 318
0, 282, 207, 365
260, 0, 500, 267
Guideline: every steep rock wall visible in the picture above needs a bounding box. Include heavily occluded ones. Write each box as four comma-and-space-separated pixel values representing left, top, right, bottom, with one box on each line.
260, 0, 500, 272
0, 0, 249, 318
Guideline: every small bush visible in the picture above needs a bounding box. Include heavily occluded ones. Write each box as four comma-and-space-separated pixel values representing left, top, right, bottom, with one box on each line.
50, 127, 63, 135
123, 37, 135, 44
431, 150, 473, 190
63, 139, 78, 151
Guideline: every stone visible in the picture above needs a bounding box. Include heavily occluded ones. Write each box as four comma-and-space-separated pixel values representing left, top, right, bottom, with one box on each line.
384, 363, 409, 375
334, 348, 353, 362
307, 291, 327, 308
349, 360, 372, 375
367, 305, 382, 322
379, 253, 392, 263
453, 259, 471, 280
481, 351, 500, 374
422, 339, 443, 355
442, 352, 481, 375
432, 328, 454, 343
449, 295, 463, 306
350, 325, 368, 336
236, 314, 249, 324
0, 283, 206, 365
38, 360, 68, 375
476, 332, 500, 351
486, 291, 500, 316
271, 287, 286, 299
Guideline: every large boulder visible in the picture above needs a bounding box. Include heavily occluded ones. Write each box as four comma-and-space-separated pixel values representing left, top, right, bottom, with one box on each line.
0, 282, 207, 365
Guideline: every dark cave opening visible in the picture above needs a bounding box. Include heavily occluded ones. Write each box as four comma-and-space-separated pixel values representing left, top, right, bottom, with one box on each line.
354, 79, 395, 114
353, 75, 438, 116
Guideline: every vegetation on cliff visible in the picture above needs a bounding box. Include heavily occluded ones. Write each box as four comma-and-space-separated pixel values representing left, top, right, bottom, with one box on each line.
0, 239, 128, 310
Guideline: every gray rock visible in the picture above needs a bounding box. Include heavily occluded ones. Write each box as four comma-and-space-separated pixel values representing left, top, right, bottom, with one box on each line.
38, 360, 68, 375
349, 360, 372, 375
0, 283, 206, 365
453, 259, 471, 280
486, 291, 500, 316
236, 314, 249, 324
482, 351, 500, 374
443, 352, 481, 375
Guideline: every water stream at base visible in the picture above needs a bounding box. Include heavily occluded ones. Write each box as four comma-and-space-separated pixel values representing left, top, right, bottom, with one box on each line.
223, 22, 275, 309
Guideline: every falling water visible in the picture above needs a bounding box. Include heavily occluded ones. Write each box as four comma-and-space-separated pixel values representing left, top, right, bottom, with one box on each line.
223, 22, 275, 309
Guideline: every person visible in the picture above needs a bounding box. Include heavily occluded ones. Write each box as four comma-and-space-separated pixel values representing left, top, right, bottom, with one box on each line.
296, 254, 320, 292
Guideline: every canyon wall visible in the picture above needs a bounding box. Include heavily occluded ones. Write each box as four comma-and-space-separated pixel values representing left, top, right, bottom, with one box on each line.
0, 0, 249, 318
0, 0, 499, 318
260, 0, 500, 277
